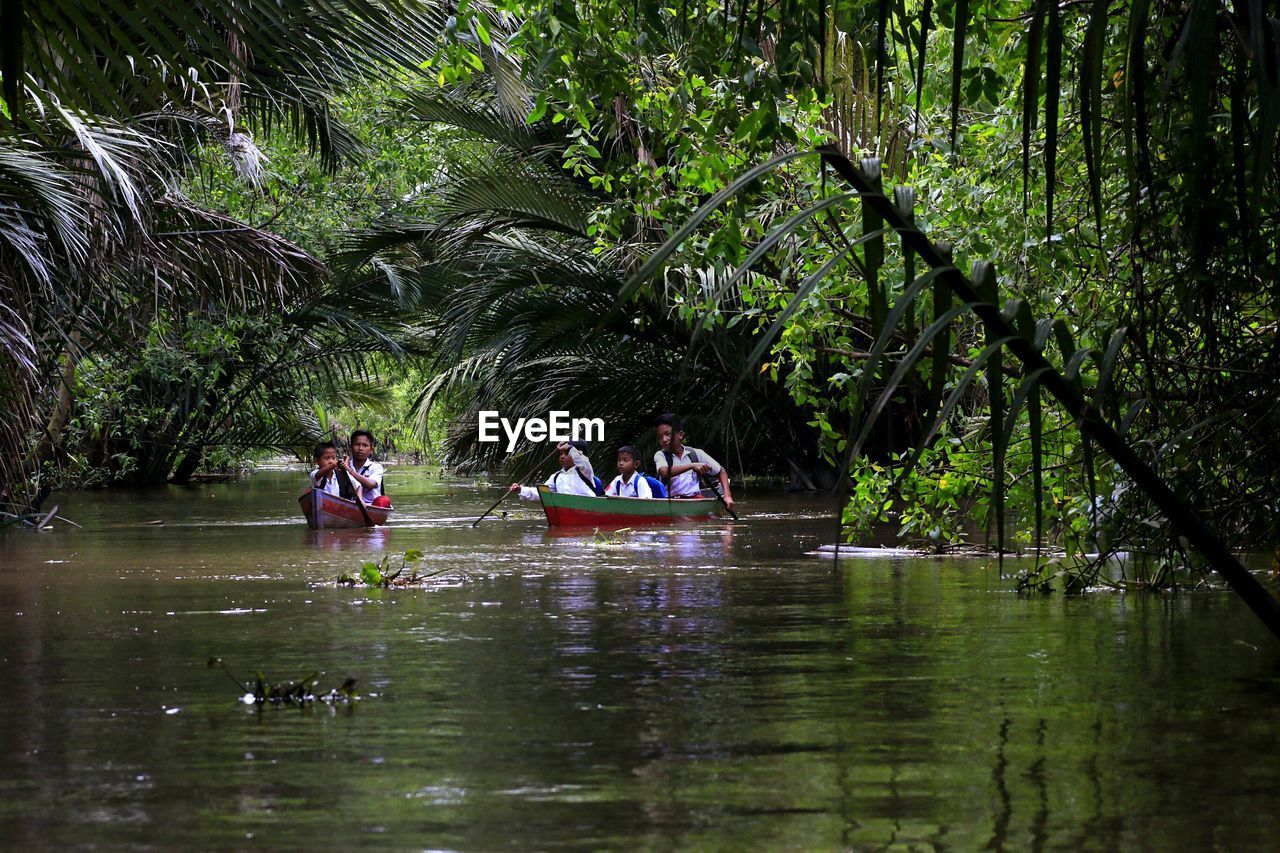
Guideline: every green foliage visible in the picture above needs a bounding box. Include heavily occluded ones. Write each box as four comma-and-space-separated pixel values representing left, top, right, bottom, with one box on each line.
337, 549, 460, 587
344, 73, 825, 479
0, 2, 449, 506
592, 527, 633, 546
184, 79, 452, 258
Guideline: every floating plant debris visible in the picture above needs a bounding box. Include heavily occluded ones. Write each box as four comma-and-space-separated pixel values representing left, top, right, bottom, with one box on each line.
335, 549, 470, 588
208, 658, 358, 706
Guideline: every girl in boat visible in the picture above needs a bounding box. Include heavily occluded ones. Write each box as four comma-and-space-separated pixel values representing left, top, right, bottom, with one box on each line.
510, 441, 597, 500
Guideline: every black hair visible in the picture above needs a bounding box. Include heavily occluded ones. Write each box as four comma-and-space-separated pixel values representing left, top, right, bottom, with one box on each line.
617, 445, 640, 463
350, 429, 375, 445
568, 440, 590, 453
312, 441, 337, 461
655, 412, 683, 431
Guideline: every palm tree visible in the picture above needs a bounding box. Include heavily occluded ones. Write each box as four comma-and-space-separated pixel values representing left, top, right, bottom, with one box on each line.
0, 1, 447, 509
339, 84, 827, 480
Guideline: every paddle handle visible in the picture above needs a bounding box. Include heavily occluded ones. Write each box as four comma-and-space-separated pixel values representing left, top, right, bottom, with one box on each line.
473, 486, 516, 527
693, 464, 738, 521
473, 446, 563, 527
704, 477, 738, 521
336, 466, 374, 526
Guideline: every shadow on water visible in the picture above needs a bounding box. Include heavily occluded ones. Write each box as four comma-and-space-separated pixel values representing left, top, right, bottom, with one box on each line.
0, 468, 1278, 848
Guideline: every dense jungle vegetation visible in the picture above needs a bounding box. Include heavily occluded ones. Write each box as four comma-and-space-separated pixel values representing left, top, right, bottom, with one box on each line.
2, 1, 1278, 608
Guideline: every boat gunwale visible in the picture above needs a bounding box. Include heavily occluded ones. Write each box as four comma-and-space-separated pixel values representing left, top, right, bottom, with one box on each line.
536, 484, 719, 526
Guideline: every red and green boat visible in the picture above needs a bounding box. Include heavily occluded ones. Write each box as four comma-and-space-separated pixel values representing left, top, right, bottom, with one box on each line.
536, 485, 720, 527
299, 488, 393, 529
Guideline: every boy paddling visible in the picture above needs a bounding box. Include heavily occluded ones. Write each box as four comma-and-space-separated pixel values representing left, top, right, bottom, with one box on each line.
344, 430, 390, 507
654, 413, 734, 511
310, 442, 346, 496
510, 441, 597, 500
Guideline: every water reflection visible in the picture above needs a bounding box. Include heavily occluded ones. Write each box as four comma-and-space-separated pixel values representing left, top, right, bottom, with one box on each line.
0, 471, 1279, 848
303, 526, 395, 552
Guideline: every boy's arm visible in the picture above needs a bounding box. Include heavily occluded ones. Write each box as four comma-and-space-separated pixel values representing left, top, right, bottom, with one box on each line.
654, 451, 694, 478
716, 468, 734, 508
693, 450, 733, 506
508, 482, 541, 500
562, 443, 594, 479
344, 459, 381, 490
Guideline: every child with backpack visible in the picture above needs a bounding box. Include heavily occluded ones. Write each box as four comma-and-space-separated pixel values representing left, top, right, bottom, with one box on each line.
606, 445, 667, 498
654, 413, 734, 510
510, 441, 599, 500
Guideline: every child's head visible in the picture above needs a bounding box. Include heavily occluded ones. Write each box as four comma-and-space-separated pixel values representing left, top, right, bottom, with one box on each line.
617, 445, 640, 476
313, 441, 338, 466
559, 440, 589, 469
655, 412, 684, 451
350, 430, 374, 461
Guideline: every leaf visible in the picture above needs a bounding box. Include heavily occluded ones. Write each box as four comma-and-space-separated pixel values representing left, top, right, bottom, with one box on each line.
1122, 0, 1152, 221
527, 94, 548, 124
915, 0, 933, 128
360, 562, 384, 586
1022, 0, 1050, 210
891, 336, 1018, 489
855, 160, 886, 341
1045, 1, 1063, 236
1092, 327, 1130, 422
1080, 0, 1108, 241
949, 0, 970, 152
610, 149, 814, 314
846, 300, 982, 468
972, 261, 1005, 567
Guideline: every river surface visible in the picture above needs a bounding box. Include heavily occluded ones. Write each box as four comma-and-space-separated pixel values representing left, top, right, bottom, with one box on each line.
1, 468, 1278, 849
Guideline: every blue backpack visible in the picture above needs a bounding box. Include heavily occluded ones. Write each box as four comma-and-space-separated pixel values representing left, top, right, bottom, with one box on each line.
642, 474, 667, 498
570, 469, 606, 496
607, 474, 667, 498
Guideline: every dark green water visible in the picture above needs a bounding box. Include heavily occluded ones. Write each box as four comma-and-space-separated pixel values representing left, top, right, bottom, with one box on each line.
1, 468, 1278, 849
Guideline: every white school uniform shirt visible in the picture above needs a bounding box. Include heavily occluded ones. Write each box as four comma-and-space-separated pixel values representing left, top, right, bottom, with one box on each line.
310, 469, 341, 495
653, 446, 723, 497
518, 446, 596, 500
607, 472, 653, 498
351, 459, 384, 501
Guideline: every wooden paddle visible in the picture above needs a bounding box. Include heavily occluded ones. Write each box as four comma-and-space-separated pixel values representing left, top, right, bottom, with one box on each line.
472, 485, 516, 528
336, 462, 374, 527
697, 470, 738, 521
473, 446, 562, 527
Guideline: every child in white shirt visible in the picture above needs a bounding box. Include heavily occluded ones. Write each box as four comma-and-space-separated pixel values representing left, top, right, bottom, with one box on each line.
510, 442, 597, 500
606, 445, 653, 498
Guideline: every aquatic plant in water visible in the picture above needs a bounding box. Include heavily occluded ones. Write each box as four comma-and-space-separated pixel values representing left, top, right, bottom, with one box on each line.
591, 527, 633, 546
208, 658, 358, 706
336, 549, 465, 588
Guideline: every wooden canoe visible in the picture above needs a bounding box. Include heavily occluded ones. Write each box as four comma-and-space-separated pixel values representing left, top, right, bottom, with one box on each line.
537, 484, 718, 527
299, 488, 392, 529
